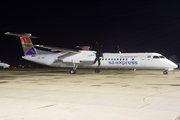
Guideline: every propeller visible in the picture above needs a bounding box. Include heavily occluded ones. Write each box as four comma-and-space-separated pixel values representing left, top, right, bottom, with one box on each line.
117, 46, 120, 52
117, 46, 123, 53
93, 42, 103, 67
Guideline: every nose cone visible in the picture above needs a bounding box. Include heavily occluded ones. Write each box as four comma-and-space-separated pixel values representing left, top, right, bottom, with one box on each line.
168, 60, 178, 69
165, 59, 178, 70
172, 63, 178, 69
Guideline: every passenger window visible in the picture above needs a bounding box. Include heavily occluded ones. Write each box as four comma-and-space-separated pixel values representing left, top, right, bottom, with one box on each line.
132, 58, 134, 61
126, 58, 127, 61
114, 58, 116, 60
102, 58, 104, 60
111, 58, 113, 60
117, 58, 119, 60
108, 58, 110, 60
105, 58, 107, 60
120, 58, 121, 61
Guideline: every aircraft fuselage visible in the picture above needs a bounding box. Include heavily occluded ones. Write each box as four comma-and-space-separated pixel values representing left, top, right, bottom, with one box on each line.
22, 51, 177, 71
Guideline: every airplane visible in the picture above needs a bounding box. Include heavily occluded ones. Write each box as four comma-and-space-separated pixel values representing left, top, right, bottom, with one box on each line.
0, 60, 10, 69
4, 32, 178, 74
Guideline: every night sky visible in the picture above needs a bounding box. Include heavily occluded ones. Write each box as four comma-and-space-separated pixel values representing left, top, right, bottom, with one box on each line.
1, 1, 180, 65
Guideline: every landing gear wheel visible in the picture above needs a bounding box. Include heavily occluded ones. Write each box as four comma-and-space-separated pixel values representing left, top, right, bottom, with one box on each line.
95, 68, 100, 73
70, 69, 76, 74
163, 70, 168, 75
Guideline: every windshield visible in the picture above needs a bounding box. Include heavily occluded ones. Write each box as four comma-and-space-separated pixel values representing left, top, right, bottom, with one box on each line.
159, 56, 165, 58
153, 56, 159, 59
153, 56, 166, 59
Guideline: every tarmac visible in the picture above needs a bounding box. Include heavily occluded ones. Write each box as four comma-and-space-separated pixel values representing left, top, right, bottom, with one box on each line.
0, 68, 180, 120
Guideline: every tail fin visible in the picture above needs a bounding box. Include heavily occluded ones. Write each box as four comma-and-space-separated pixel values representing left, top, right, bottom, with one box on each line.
5, 32, 38, 56
20, 36, 37, 55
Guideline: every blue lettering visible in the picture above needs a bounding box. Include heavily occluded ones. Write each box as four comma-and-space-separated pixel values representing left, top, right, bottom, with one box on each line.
108, 61, 138, 65
122, 61, 126, 65
108, 61, 114, 64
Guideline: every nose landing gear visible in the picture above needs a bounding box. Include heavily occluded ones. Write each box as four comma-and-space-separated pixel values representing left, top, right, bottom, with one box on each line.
163, 70, 168, 75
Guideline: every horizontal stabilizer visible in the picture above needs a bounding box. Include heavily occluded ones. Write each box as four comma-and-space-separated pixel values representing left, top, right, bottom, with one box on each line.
4, 32, 39, 38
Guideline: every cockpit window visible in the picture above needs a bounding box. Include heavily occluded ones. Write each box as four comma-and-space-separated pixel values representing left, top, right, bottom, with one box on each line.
153, 56, 166, 59
159, 56, 165, 58
153, 56, 159, 59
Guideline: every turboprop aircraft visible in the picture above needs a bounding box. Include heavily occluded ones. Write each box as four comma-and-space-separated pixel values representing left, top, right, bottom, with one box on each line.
0, 60, 10, 69
5, 32, 178, 74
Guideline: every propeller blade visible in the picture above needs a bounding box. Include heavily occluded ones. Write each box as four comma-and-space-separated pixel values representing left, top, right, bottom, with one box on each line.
121, 48, 123, 52
97, 57, 100, 66
100, 45, 103, 52
96, 42, 99, 47
93, 58, 97, 64
117, 46, 120, 52
96, 42, 100, 53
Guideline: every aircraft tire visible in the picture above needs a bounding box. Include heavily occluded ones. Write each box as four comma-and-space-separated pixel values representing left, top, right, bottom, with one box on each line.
95, 68, 100, 73
163, 70, 168, 75
70, 69, 76, 74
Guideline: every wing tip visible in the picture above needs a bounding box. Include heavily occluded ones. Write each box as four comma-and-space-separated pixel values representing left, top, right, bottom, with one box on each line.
4, 32, 10, 35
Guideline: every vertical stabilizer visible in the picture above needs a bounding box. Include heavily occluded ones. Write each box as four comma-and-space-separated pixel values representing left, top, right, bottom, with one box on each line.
4, 32, 38, 56
20, 36, 36, 55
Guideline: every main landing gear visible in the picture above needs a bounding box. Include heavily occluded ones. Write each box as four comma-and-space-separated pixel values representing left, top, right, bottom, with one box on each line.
163, 70, 168, 75
70, 63, 101, 74
70, 69, 76, 74
70, 63, 79, 74
95, 68, 100, 73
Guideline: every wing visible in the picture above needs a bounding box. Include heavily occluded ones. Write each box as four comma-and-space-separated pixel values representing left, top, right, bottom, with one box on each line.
35, 45, 79, 53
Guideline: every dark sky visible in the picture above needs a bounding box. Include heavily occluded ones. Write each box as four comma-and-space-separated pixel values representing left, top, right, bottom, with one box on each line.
1, 1, 180, 65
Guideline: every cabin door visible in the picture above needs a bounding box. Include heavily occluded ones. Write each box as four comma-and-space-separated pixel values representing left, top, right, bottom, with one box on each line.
141, 57, 146, 66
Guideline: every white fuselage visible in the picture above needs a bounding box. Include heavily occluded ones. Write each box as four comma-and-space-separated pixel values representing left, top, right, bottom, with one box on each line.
22, 51, 178, 71
0, 62, 10, 69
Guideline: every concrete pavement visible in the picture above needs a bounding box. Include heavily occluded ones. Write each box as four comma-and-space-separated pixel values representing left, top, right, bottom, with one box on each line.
0, 68, 180, 120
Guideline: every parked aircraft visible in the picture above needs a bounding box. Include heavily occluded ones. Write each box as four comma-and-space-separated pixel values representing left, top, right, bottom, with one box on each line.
5, 32, 178, 74
0, 60, 10, 69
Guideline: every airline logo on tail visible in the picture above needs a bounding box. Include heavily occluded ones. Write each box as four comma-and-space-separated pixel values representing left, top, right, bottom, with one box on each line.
20, 37, 36, 55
